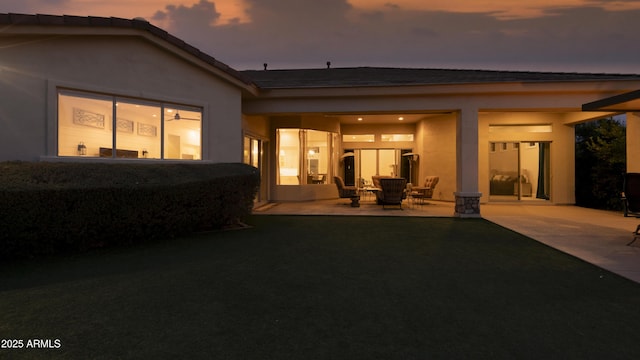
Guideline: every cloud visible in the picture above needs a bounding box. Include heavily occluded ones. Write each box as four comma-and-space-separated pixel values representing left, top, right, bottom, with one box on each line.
12, 0, 636, 73
152, 0, 221, 30
220, 1, 639, 72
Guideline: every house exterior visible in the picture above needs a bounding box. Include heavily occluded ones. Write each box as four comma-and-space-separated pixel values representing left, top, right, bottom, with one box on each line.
2, 13, 640, 217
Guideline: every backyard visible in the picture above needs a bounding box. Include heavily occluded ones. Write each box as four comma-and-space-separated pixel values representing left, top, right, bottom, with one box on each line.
2, 215, 640, 359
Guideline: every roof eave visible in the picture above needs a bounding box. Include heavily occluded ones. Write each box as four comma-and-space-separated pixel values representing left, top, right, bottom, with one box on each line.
582, 89, 640, 111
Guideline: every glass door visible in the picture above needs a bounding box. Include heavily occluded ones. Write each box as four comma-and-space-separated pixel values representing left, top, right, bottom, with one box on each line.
489, 141, 550, 201
489, 142, 519, 201
244, 135, 268, 203
355, 149, 404, 187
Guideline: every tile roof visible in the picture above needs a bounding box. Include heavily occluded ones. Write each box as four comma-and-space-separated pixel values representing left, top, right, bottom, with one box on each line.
0, 13, 254, 86
241, 67, 640, 89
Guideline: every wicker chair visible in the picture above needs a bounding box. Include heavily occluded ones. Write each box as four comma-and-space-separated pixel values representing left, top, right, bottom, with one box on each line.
334, 176, 360, 207
377, 178, 407, 209
410, 176, 439, 205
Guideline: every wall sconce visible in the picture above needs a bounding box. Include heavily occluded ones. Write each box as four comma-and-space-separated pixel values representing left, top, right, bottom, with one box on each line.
142, 149, 148, 158
77, 141, 87, 156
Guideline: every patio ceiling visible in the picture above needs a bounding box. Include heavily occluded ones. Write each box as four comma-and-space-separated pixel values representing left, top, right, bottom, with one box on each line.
328, 113, 448, 124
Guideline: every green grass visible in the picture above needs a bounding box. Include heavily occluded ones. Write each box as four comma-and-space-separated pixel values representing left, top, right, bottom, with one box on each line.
2, 215, 640, 359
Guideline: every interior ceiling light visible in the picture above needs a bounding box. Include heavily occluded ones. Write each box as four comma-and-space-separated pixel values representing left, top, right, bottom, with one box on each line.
398, 117, 404, 121
357, 117, 363, 121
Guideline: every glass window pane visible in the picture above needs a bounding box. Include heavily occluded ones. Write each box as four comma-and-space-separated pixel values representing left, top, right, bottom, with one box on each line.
379, 149, 397, 177
381, 134, 414, 142
164, 105, 202, 160
243, 136, 251, 164
115, 99, 161, 159
343, 134, 374, 142
277, 129, 300, 185
58, 91, 113, 157
360, 149, 377, 185
306, 130, 328, 184
251, 139, 260, 168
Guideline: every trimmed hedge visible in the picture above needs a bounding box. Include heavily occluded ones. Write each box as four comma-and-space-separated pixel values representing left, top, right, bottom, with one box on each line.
0, 161, 260, 259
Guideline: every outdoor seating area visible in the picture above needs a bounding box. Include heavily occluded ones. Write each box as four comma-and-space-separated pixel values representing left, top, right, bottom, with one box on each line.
334, 175, 441, 210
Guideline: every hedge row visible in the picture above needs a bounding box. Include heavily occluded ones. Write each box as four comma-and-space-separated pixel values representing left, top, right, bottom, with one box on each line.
0, 161, 260, 259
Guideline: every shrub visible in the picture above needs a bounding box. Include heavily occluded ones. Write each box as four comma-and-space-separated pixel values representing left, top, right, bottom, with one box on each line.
0, 161, 260, 259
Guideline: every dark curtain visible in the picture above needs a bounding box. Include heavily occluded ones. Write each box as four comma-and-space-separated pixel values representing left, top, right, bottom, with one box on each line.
536, 143, 549, 199
344, 150, 355, 186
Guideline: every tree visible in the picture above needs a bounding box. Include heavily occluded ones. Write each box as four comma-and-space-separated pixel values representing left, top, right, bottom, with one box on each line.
575, 118, 626, 210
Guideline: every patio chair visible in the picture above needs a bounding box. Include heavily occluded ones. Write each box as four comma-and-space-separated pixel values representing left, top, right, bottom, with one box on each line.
409, 176, 439, 205
371, 175, 393, 190
334, 176, 360, 207
622, 173, 640, 245
377, 177, 407, 209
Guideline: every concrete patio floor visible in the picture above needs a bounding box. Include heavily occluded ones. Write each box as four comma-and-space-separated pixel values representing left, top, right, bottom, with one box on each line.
254, 197, 640, 284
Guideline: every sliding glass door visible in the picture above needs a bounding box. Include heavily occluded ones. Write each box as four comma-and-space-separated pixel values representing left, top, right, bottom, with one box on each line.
489, 142, 550, 201
352, 149, 410, 187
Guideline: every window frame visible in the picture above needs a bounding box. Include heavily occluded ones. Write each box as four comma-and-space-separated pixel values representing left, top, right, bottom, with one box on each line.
57, 88, 203, 160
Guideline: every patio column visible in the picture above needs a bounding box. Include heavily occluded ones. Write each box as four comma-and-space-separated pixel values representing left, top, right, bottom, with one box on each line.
454, 107, 481, 218
627, 112, 640, 173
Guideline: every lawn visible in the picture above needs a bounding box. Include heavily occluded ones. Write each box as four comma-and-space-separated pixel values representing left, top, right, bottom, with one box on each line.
2, 215, 640, 359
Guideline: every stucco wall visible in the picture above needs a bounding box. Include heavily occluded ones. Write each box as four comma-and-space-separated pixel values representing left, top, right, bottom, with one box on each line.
243, 115, 270, 139
628, 112, 640, 173
340, 123, 416, 150
418, 114, 457, 201
0, 34, 243, 162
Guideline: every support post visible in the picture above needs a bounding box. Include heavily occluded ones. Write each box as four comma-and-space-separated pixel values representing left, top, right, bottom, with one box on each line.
454, 107, 482, 217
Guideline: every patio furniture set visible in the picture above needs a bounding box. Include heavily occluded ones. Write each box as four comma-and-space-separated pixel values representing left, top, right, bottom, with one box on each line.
334, 175, 439, 209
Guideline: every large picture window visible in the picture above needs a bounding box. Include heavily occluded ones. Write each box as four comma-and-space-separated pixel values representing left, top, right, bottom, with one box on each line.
58, 90, 202, 160
276, 129, 336, 185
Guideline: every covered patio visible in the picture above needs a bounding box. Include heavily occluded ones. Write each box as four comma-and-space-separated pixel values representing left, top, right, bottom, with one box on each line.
242, 67, 640, 217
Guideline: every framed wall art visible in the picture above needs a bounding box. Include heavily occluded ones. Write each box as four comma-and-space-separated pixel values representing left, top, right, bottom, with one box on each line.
116, 118, 134, 133
137, 123, 157, 137
73, 108, 105, 128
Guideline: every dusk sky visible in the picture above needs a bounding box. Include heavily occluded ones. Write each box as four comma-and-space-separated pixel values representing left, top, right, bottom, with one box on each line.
3, 0, 640, 73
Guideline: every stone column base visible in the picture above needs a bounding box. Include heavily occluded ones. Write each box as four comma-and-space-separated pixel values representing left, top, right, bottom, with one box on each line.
454, 192, 482, 218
